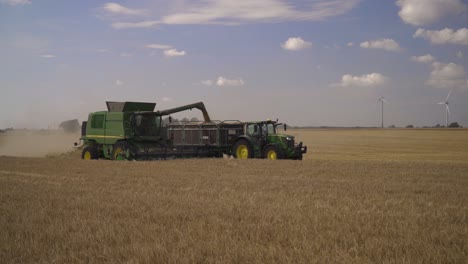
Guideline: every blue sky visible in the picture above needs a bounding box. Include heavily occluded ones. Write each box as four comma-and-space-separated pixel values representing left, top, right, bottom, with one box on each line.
1, 0, 467, 128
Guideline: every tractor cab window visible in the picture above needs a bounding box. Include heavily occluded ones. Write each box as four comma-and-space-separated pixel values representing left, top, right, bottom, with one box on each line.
133, 114, 161, 137
258, 123, 275, 135
266, 123, 276, 134
261, 124, 268, 135
247, 123, 276, 136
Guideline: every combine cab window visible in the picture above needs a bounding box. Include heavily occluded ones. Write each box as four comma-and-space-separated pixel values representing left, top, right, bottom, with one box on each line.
133, 114, 161, 137
91, 114, 104, 129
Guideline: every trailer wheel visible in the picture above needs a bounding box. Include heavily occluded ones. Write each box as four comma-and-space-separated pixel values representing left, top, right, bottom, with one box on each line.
82, 146, 98, 160
112, 141, 133, 160
233, 139, 253, 159
263, 145, 284, 160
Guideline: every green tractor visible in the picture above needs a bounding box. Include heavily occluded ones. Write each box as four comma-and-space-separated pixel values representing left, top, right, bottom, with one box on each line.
231, 120, 307, 160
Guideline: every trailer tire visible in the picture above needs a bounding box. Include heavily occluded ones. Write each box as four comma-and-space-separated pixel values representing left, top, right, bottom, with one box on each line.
82, 146, 98, 160
112, 141, 134, 160
233, 139, 253, 159
263, 145, 284, 160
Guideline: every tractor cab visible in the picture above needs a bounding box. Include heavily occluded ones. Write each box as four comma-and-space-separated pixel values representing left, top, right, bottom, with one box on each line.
245, 120, 286, 137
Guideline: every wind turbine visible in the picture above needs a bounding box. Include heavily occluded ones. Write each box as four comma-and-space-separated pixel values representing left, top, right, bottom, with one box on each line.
437, 89, 452, 128
378, 97, 388, 128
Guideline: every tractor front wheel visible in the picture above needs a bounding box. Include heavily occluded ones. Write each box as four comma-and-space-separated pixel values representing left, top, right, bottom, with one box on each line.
263, 145, 284, 160
82, 146, 98, 160
233, 139, 253, 159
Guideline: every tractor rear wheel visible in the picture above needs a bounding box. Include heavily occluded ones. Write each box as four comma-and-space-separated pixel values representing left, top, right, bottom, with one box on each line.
233, 139, 253, 159
263, 145, 284, 160
82, 146, 98, 160
112, 141, 133, 160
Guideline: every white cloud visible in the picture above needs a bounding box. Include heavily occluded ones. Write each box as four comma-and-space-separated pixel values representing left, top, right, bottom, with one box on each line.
281, 37, 312, 51
360, 38, 402, 51
414, 28, 468, 45
200, 77, 244, 87
120, 53, 132, 57
427, 62, 467, 89
162, 96, 173, 102
411, 54, 435, 64
40, 54, 56, 58
102, 2, 147, 16
96, 49, 110, 52
335, 73, 388, 87
1, 0, 30, 6
146, 44, 172, 49
164, 49, 186, 57
457, 51, 464, 59
145, 44, 185, 57
396, 0, 466, 26
216, 77, 245, 87
347, 42, 354, 47
111, 21, 158, 29
163, 0, 360, 25
116, 0, 359, 28
116, 80, 124, 86
201, 80, 214, 86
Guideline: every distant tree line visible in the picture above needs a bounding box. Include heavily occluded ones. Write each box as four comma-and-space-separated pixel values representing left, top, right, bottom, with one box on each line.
0, 127, 14, 133
399, 122, 462, 128
59, 119, 80, 133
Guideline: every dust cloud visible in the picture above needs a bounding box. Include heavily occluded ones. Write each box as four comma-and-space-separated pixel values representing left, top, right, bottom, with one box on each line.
0, 130, 79, 157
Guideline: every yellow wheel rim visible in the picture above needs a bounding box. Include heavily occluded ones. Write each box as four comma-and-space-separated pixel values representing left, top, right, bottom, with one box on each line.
236, 145, 249, 159
113, 147, 123, 160
83, 151, 92, 160
267, 150, 277, 160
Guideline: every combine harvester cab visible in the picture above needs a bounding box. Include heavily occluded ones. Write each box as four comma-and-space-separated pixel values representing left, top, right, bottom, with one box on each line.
231, 120, 307, 160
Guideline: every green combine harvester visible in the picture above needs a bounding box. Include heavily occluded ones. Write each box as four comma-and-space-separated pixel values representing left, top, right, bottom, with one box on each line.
77, 101, 307, 160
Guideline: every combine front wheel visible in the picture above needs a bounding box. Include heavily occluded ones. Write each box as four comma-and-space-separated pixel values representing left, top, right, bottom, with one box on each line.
233, 139, 253, 159
82, 146, 98, 160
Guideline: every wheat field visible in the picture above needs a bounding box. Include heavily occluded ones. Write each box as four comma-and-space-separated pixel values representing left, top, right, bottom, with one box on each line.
1, 129, 467, 263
